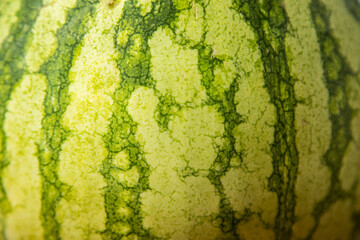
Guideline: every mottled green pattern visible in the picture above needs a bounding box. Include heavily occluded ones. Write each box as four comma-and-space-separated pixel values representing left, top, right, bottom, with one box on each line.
37, 1, 98, 239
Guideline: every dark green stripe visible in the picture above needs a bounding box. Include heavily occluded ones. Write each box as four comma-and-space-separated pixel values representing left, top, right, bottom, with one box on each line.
233, 0, 299, 239
0, 0, 42, 237
37, 1, 98, 239
345, 0, 360, 22
101, 0, 175, 238
309, 0, 355, 238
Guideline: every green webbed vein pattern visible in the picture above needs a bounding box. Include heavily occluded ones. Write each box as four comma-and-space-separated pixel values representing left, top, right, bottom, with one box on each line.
0, 0, 42, 234
0, 0, 358, 239
102, 1, 175, 238
309, 0, 355, 238
155, 94, 181, 132
195, 17, 243, 237
37, 1, 98, 239
232, 0, 299, 239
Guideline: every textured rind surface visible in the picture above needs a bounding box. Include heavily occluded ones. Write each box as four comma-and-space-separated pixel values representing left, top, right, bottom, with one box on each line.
0, 0, 359, 239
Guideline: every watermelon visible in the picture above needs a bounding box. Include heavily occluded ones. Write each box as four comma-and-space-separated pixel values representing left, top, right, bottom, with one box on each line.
0, 0, 360, 239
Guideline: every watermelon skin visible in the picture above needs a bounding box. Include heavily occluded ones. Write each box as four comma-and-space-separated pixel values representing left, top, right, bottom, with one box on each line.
0, 0, 359, 239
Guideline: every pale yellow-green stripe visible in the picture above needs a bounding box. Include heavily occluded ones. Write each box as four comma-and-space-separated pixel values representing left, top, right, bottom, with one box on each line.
149, 28, 206, 107
313, 200, 354, 240
284, 0, 332, 238
0, 0, 21, 46
236, 216, 275, 240
57, 2, 127, 239
128, 86, 222, 239
173, 2, 204, 47
3, 74, 46, 240
2, 1, 77, 239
